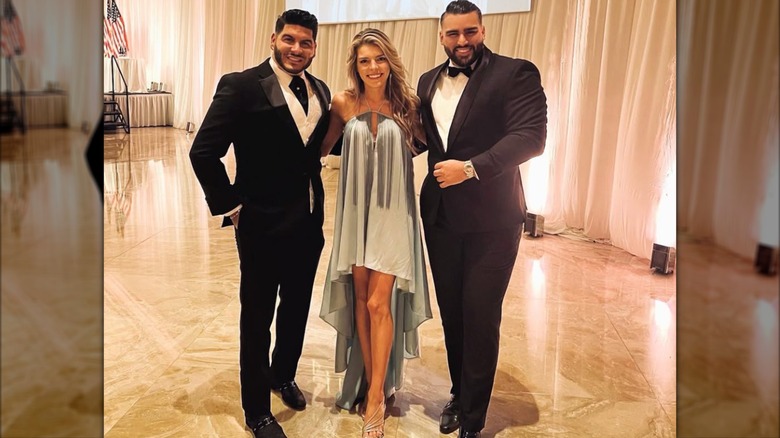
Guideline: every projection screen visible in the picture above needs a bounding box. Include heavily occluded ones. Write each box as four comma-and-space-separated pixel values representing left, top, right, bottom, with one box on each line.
285, 0, 532, 24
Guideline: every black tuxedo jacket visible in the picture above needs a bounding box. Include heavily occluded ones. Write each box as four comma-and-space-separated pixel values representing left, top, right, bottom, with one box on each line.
416, 47, 547, 233
190, 59, 331, 235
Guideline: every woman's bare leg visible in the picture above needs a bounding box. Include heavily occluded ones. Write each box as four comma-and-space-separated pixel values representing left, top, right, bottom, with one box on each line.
364, 271, 395, 424
352, 265, 373, 392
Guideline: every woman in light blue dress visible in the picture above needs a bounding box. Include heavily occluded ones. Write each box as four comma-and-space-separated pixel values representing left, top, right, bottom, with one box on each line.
319, 28, 432, 438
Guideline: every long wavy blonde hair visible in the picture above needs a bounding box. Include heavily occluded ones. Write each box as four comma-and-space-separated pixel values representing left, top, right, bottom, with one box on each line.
345, 28, 421, 153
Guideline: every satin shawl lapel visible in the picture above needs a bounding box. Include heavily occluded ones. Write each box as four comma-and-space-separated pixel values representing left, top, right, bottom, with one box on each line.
423, 61, 450, 153
447, 48, 493, 151
257, 60, 301, 145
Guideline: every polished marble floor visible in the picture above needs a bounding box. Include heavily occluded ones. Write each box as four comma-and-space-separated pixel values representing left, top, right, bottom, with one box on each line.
99, 127, 680, 437
5, 127, 777, 436
676, 235, 779, 437
1, 128, 103, 437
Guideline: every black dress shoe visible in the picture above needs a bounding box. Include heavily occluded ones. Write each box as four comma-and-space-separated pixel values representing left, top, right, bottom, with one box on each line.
439, 395, 461, 434
247, 415, 287, 438
458, 430, 481, 438
272, 380, 306, 410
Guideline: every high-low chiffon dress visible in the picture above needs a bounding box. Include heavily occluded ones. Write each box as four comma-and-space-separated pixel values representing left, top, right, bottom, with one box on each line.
319, 111, 432, 409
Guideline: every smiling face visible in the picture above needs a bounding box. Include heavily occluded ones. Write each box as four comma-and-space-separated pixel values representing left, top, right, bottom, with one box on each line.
271, 24, 317, 75
440, 11, 485, 67
356, 43, 390, 92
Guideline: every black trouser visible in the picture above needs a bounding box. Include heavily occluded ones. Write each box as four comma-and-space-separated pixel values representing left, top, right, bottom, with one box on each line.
423, 222, 522, 432
235, 215, 324, 423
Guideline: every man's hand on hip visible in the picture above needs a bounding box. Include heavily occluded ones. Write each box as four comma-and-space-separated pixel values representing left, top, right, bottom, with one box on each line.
433, 160, 470, 188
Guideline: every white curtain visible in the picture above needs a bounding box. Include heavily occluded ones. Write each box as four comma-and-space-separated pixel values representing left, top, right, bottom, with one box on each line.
11, 0, 773, 264
476, 0, 677, 260
115, 0, 282, 129
12, 0, 102, 129
678, 0, 779, 259
111, 0, 677, 260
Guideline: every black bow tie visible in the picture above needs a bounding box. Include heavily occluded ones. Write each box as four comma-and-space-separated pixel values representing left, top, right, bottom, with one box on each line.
447, 65, 472, 78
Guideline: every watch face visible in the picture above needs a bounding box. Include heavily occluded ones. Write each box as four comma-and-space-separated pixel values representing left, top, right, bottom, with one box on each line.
465, 163, 475, 178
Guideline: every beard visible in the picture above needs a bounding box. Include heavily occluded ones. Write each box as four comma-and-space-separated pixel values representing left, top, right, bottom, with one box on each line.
444, 41, 485, 67
273, 45, 314, 75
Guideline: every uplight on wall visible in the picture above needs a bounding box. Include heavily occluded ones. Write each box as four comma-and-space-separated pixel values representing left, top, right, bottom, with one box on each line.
755, 157, 778, 276
651, 164, 675, 275
524, 212, 544, 238
650, 243, 676, 275
755, 244, 778, 275
522, 147, 549, 239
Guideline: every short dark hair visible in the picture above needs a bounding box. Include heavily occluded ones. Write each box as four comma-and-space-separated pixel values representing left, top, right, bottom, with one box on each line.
440, 0, 483, 24
276, 9, 319, 40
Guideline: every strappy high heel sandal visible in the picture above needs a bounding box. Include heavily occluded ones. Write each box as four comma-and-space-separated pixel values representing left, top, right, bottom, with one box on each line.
362, 400, 385, 438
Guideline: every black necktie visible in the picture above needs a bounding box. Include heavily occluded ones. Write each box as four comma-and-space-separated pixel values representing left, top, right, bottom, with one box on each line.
289, 75, 308, 114
447, 65, 472, 78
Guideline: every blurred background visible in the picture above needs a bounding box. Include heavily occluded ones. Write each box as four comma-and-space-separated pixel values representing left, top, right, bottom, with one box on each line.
1, 0, 103, 436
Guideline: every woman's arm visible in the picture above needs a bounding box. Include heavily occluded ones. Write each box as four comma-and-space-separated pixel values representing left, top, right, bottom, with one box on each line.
411, 108, 428, 156
321, 92, 348, 157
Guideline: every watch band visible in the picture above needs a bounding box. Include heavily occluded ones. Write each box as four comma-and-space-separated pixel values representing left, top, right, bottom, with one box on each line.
464, 160, 475, 179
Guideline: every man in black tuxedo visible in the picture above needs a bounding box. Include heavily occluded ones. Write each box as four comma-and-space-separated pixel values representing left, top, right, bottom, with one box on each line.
189, 9, 330, 438
416, 1, 547, 437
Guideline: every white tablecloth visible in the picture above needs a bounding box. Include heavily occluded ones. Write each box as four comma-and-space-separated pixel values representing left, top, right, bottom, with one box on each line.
106, 93, 173, 127
8, 92, 67, 127
1, 56, 42, 91
104, 57, 148, 93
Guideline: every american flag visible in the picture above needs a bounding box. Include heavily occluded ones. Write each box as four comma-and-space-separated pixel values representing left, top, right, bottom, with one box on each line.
103, 0, 129, 58
1, 0, 25, 57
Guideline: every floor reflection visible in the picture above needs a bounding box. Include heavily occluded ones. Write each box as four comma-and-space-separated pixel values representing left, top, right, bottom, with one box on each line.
102, 127, 679, 437
677, 234, 779, 437
1, 128, 103, 437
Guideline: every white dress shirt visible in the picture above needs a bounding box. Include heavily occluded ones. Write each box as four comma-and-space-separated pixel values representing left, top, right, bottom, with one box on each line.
431, 63, 470, 152
269, 56, 322, 145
